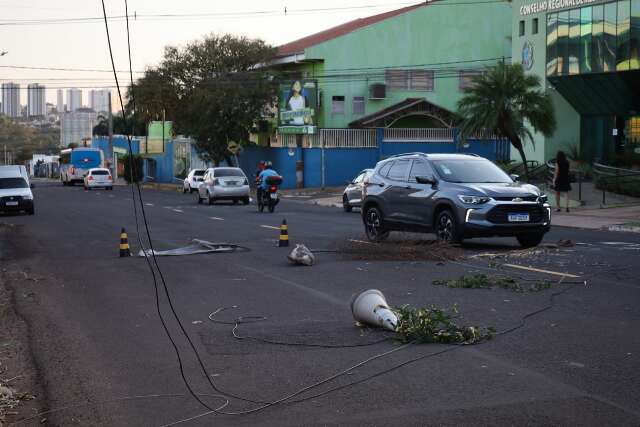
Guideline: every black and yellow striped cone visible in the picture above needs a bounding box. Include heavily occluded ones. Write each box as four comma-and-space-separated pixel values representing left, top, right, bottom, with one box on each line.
278, 219, 289, 247
119, 227, 131, 257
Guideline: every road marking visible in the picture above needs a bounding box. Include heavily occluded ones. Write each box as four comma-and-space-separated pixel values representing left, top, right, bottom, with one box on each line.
502, 264, 580, 278
172, 209, 184, 213
145, 203, 154, 207
209, 216, 224, 221
348, 239, 372, 245
260, 225, 280, 230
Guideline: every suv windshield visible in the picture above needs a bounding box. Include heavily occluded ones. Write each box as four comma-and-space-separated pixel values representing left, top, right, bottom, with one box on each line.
91, 170, 110, 175
432, 159, 512, 183
193, 170, 205, 176
0, 178, 28, 189
214, 168, 244, 177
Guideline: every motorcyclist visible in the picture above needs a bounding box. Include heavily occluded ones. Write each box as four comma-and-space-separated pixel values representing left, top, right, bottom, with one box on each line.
257, 161, 279, 203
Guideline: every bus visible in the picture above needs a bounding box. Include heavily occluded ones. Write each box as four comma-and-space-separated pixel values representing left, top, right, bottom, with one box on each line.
59, 147, 104, 186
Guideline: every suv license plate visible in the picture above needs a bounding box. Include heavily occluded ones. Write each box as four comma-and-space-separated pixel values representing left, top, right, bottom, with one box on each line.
5, 201, 18, 206
270, 193, 278, 199
508, 213, 529, 222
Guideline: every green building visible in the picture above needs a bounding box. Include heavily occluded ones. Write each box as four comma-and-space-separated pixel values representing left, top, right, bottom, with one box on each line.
513, 0, 640, 163
272, 1, 511, 133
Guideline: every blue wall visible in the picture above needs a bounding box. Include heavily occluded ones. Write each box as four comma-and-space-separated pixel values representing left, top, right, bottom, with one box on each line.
91, 136, 141, 161
143, 140, 175, 183
235, 139, 510, 189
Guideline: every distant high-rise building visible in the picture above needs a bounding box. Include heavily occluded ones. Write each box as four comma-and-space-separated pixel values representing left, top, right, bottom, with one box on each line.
89, 89, 111, 115
57, 89, 64, 113
60, 108, 97, 147
1, 83, 20, 118
27, 83, 46, 117
67, 88, 82, 112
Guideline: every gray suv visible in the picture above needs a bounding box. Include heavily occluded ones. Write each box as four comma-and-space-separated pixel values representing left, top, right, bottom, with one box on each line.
361, 153, 551, 247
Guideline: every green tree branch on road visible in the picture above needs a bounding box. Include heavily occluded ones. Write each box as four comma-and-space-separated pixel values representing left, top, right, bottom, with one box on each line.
130, 34, 278, 166
457, 61, 556, 181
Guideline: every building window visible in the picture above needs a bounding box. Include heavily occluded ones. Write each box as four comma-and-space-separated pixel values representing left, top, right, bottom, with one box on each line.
519, 20, 525, 36
458, 70, 479, 91
352, 96, 365, 115
533, 18, 539, 34
628, 116, 640, 144
385, 69, 409, 89
547, 13, 559, 75
409, 70, 434, 91
331, 96, 345, 114
547, 0, 640, 76
385, 69, 433, 91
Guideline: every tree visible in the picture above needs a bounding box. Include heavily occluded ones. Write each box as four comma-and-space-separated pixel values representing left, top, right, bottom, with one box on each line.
0, 116, 59, 163
121, 154, 144, 183
457, 61, 556, 181
132, 34, 278, 165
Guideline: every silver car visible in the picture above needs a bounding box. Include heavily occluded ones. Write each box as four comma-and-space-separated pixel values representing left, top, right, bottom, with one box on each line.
343, 169, 373, 212
83, 168, 113, 190
183, 169, 205, 193
197, 167, 250, 205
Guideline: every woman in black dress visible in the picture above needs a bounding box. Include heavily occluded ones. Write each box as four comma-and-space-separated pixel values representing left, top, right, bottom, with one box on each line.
553, 150, 571, 212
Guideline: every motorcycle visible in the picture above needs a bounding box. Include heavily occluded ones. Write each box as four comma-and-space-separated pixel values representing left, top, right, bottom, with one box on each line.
257, 175, 282, 213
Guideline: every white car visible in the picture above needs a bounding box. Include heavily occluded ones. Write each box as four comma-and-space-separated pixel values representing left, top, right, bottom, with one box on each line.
183, 169, 206, 193
0, 165, 34, 215
197, 167, 250, 205
83, 168, 113, 190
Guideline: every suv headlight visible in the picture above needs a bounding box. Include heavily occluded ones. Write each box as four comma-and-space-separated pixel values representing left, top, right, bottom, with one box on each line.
538, 194, 548, 204
23, 194, 33, 200
458, 195, 491, 205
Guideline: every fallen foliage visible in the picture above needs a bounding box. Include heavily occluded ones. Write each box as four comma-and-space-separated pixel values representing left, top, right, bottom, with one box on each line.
433, 274, 551, 292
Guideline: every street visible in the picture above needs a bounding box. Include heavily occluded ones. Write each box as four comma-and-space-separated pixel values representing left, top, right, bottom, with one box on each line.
2, 181, 640, 426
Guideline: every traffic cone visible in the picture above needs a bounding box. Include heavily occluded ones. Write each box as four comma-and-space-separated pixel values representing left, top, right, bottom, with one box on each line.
119, 227, 131, 257
351, 289, 398, 331
278, 219, 289, 247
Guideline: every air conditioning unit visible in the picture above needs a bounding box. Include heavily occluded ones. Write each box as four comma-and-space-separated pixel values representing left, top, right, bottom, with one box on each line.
369, 83, 386, 100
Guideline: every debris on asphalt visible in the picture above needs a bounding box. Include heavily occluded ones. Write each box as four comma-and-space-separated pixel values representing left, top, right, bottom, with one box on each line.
339, 239, 463, 261
433, 274, 552, 292
394, 304, 494, 344
287, 244, 315, 266
138, 239, 249, 257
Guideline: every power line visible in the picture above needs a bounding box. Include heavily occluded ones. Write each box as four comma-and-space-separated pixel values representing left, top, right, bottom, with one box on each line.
1, 1, 507, 26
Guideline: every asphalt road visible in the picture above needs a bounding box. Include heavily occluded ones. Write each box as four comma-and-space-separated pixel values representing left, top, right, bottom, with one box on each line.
2, 181, 640, 426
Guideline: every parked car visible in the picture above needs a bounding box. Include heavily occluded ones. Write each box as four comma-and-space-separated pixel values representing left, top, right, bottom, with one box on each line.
343, 169, 373, 212
361, 153, 551, 247
197, 167, 250, 205
0, 165, 34, 215
183, 169, 206, 193
83, 168, 113, 190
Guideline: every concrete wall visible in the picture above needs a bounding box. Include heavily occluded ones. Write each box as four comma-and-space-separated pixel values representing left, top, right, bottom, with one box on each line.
236, 138, 509, 189
512, 0, 582, 164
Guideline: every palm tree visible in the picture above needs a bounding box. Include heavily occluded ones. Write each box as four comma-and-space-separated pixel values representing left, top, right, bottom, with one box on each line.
457, 61, 556, 181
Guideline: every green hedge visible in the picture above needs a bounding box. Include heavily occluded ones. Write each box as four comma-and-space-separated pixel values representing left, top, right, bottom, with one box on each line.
121, 154, 144, 184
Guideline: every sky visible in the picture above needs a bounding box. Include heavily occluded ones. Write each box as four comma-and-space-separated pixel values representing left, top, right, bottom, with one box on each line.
0, 0, 417, 106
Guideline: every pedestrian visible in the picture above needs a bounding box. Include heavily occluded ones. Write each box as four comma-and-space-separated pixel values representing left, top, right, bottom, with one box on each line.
553, 150, 571, 213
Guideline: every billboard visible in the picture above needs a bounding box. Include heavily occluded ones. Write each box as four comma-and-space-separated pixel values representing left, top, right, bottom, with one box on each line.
143, 121, 173, 154
278, 80, 317, 134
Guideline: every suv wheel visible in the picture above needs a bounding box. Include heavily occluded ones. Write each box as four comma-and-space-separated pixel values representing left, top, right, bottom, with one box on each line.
516, 233, 544, 248
343, 195, 352, 213
364, 206, 389, 242
435, 210, 461, 244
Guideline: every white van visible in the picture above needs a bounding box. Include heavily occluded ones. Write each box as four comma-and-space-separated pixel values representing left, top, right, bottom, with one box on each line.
0, 165, 35, 215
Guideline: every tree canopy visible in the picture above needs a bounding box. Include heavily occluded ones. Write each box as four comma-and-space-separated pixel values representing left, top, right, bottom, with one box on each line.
0, 116, 60, 163
457, 61, 556, 180
129, 34, 278, 165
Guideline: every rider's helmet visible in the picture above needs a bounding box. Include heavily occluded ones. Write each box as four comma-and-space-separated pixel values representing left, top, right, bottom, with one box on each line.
265, 161, 273, 169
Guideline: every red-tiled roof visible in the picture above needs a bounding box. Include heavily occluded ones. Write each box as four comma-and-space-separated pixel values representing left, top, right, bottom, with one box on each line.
277, 3, 427, 57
